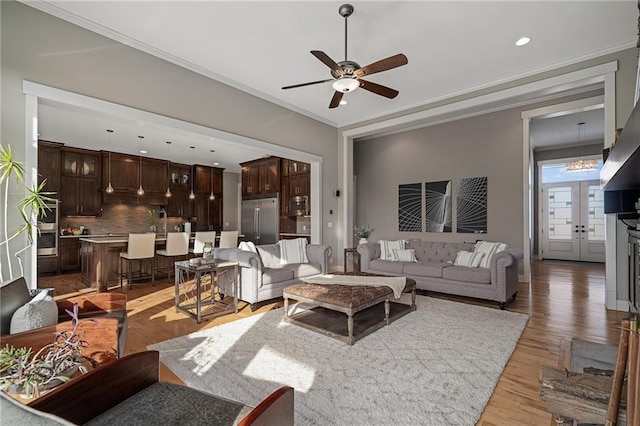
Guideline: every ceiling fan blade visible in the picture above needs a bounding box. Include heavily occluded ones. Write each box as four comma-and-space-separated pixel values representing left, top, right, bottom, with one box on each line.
359, 80, 399, 99
355, 53, 408, 78
329, 91, 344, 109
311, 50, 344, 76
282, 79, 334, 90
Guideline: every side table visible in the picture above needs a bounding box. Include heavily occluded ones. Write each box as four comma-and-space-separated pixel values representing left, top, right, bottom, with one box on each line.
344, 248, 360, 274
174, 259, 239, 323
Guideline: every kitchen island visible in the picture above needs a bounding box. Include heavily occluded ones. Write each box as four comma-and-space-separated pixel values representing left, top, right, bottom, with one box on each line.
80, 235, 168, 292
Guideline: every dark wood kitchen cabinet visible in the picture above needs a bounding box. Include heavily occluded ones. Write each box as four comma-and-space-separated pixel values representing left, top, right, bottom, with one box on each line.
288, 173, 309, 197
37, 140, 62, 194
192, 165, 224, 230
102, 152, 168, 205
59, 237, 81, 272
241, 157, 280, 196
241, 162, 259, 196
60, 148, 101, 216
166, 163, 191, 217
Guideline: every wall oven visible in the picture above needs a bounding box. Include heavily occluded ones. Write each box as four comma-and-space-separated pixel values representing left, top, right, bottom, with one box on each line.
37, 203, 58, 256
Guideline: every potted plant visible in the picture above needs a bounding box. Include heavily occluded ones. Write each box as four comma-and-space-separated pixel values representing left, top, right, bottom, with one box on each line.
0, 304, 96, 399
0, 144, 55, 282
148, 209, 157, 233
354, 224, 375, 245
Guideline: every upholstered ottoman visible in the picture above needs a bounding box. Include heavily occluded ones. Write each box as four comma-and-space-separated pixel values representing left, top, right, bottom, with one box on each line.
282, 277, 416, 345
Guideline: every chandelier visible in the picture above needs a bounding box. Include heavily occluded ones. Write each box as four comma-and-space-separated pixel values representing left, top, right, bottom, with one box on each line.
565, 122, 597, 173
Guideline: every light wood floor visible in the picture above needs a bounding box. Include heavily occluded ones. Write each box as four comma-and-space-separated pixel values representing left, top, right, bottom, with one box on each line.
39, 260, 629, 425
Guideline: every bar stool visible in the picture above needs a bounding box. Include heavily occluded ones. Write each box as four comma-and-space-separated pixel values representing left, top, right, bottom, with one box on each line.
190, 231, 216, 256
120, 233, 156, 290
156, 232, 190, 282
218, 230, 239, 248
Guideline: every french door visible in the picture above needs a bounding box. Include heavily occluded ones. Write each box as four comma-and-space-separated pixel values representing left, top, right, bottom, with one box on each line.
541, 180, 605, 262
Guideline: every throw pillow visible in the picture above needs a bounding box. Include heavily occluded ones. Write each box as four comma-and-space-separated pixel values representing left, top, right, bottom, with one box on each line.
453, 250, 485, 268
10, 290, 58, 334
473, 241, 508, 268
278, 238, 309, 265
379, 240, 407, 261
238, 241, 258, 254
391, 249, 417, 262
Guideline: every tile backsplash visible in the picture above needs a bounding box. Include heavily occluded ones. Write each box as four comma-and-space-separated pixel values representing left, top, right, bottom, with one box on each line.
61, 205, 182, 235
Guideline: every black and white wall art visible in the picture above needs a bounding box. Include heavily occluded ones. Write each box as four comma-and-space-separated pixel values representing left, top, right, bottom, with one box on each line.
456, 177, 487, 233
425, 180, 452, 232
398, 183, 423, 232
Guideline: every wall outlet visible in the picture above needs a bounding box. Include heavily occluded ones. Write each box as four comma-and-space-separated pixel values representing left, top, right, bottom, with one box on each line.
225, 222, 229, 227
328, 222, 333, 228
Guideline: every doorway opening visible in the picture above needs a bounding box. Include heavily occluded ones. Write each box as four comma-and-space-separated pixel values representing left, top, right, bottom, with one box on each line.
539, 159, 605, 262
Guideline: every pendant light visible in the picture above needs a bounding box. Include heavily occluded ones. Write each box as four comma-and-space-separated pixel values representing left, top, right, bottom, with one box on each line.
189, 146, 196, 200
566, 122, 598, 173
137, 136, 145, 196
105, 129, 115, 194
209, 150, 216, 201
165, 141, 172, 198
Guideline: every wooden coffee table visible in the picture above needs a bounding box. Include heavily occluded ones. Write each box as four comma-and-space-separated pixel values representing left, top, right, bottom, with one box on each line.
282, 276, 416, 345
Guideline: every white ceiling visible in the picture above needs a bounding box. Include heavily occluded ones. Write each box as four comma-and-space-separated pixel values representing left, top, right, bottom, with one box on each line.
26, 1, 636, 166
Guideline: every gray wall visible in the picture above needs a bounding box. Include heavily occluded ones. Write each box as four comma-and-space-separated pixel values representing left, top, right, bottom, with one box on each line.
354, 107, 524, 250
222, 172, 240, 231
1, 1, 339, 279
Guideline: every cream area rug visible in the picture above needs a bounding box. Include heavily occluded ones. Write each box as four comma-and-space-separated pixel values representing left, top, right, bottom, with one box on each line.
148, 295, 528, 425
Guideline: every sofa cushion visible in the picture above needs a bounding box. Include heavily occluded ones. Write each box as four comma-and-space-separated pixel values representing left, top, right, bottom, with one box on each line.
10, 290, 59, 334
0, 277, 33, 335
379, 240, 407, 261
281, 262, 322, 279
453, 251, 484, 268
442, 265, 491, 284
277, 238, 309, 265
256, 244, 281, 268
473, 241, 507, 268
403, 262, 450, 278
407, 239, 474, 263
391, 249, 417, 262
369, 259, 406, 274
262, 267, 295, 285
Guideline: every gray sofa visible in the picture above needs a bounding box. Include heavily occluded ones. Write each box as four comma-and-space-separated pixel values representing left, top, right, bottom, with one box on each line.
215, 243, 332, 310
357, 239, 523, 309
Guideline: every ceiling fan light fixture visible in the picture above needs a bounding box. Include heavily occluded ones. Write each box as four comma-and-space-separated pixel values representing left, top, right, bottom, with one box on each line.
332, 77, 360, 93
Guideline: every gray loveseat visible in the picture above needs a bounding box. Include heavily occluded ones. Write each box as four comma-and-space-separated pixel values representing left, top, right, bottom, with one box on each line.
215, 243, 332, 310
357, 239, 523, 309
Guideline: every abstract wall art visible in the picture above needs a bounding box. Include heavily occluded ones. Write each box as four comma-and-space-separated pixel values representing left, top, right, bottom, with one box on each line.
456, 177, 487, 233
398, 183, 422, 232
425, 180, 452, 232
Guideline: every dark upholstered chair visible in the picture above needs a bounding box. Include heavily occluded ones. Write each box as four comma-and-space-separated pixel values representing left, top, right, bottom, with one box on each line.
3, 351, 294, 426
0, 277, 128, 357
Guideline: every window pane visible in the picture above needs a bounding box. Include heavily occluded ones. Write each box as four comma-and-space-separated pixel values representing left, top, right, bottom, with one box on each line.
548, 186, 573, 240
541, 161, 603, 184
587, 185, 605, 241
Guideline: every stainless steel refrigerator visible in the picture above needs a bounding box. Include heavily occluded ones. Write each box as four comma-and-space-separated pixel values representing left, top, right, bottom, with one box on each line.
241, 198, 279, 244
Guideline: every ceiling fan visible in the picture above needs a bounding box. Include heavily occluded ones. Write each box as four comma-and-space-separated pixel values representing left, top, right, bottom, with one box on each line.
282, 4, 408, 109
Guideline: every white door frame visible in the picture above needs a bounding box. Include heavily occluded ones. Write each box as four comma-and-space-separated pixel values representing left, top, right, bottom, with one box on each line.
523, 83, 619, 309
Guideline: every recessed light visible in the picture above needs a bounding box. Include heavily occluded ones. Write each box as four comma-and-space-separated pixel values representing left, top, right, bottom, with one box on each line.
140, 150, 147, 154
214, 162, 220, 166
339, 99, 347, 106
515, 36, 531, 46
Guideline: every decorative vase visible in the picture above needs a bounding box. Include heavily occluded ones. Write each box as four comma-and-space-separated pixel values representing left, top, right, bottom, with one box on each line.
358, 238, 368, 245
